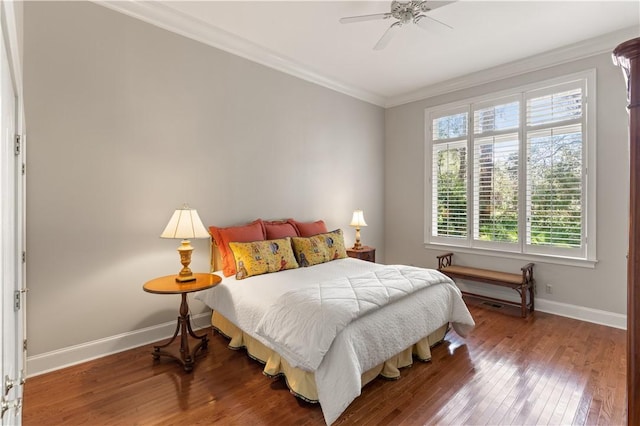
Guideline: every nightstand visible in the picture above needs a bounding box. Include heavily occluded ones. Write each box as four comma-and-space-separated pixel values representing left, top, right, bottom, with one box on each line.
346, 246, 376, 263
143, 273, 221, 372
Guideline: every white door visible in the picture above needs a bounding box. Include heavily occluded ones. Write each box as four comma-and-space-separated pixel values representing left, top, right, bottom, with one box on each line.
0, 10, 24, 424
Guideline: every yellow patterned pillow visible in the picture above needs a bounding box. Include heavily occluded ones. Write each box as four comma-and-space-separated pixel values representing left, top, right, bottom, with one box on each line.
321, 229, 348, 260
291, 235, 329, 267
292, 229, 347, 267
229, 237, 298, 280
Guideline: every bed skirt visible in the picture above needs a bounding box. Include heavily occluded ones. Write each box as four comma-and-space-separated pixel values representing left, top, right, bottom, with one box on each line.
211, 311, 449, 403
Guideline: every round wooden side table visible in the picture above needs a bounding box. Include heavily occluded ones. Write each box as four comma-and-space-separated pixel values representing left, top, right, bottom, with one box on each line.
143, 273, 221, 372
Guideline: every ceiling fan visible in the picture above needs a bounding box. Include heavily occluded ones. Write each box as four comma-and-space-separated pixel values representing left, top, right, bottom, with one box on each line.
339, 1, 452, 50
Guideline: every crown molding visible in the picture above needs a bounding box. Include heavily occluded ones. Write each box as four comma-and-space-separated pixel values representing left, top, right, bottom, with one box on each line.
385, 26, 640, 108
92, 2, 637, 110
93, 0, 386, 107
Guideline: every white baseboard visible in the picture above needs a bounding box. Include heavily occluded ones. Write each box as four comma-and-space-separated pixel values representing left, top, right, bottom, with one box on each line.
26, 312, 212, 378
535, 298, 627, 330
458, 282, 626, 330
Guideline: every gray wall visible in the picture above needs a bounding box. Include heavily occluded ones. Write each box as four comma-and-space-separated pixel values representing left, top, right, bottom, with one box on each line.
385, 52, 629, 315
24, 1, 384, 356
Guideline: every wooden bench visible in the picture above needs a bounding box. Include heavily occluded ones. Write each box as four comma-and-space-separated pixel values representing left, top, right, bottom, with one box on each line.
436, 252, 535, 318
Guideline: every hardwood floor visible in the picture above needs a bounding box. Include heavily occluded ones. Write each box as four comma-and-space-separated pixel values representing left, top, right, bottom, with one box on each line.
23, 299, 627, 425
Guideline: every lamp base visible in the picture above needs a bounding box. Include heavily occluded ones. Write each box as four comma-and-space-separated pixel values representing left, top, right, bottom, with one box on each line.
175, 274, 196, 283
352, 227, 363, 250
176, 240, 196, 283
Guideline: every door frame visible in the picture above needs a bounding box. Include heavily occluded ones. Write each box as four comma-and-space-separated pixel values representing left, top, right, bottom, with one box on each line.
0, 0, 25, 423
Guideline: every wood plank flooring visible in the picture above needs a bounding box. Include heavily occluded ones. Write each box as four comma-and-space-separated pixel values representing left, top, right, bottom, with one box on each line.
23, 298, 627, 425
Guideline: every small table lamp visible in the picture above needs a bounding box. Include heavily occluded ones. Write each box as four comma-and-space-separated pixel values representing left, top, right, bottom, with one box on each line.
350, 209, 368, 250
160, 204, 210, 282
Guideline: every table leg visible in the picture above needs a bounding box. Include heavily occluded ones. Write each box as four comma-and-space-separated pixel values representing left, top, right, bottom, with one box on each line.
152, 317, 180, 359
151, 293, 209, 372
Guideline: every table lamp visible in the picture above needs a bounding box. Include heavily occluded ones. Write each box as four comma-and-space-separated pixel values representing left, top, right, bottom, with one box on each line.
160, 204, 210, 282
350, 209, 367, 250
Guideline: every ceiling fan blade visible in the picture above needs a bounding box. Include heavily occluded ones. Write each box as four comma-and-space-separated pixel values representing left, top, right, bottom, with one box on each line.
373, 22, 402, 51
339, 13, 391, 24
415, 14, 453, 30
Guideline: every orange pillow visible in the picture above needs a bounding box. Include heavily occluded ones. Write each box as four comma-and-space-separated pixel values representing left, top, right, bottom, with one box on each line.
209, 219, 265, 277
263, 219, 298, 239
289, 219, 327, 237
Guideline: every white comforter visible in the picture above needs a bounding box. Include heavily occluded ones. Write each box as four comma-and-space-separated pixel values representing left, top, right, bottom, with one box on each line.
256, 265, 455, 372
195, 258, 475, 425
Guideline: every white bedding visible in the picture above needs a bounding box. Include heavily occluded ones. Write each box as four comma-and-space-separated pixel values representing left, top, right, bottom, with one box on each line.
195, 258, 475, 425
256, 265, 456, 372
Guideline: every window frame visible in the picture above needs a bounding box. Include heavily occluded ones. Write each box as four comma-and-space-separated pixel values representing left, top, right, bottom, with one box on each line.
424, 70, 597, 267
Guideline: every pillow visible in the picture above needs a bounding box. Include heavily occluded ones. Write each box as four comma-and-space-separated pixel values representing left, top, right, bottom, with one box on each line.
209, 219, 265, 277
320, 229, 348, 261
291, 235, 329, 267
262, 219, 298, 239
291, 229, 347, 267
289, 219, 328, 237
229, 237, 299, 279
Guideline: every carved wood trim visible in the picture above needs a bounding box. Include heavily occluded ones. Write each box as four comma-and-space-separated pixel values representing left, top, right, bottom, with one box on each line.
613, 36, 640, 426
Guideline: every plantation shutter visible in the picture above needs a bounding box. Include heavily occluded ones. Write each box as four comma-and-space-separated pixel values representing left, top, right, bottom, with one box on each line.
432, 142, 467, 238
472, 99, 520, 248
525, 84, 584, 256
473, 134, 519, 244
430, 110, 469, 241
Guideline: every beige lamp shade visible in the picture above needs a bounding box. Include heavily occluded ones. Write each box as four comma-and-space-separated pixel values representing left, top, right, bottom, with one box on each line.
160, 206, 209, 240
350, 210, 368, 228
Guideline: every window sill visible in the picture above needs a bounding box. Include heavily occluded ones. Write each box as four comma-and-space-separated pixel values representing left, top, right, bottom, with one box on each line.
423, 243, 598, 269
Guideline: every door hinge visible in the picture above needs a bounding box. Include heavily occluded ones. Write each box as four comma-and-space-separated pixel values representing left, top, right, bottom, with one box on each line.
1, 397, 22, 419
4, 376, 14, 396
13, 291, 20, 311
21, 163, 25, 175
22, 251, 25, 264
14, 134, 20, 156
23, 340, 27, 352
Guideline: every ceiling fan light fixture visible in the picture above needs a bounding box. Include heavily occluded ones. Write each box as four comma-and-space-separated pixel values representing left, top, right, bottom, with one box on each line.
340, 1, 453, 50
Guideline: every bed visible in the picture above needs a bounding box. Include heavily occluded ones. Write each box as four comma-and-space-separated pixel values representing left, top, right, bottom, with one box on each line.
194, 219, 475, 425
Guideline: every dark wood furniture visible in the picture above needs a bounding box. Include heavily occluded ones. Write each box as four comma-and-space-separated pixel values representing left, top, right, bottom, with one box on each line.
613, 37, 640, 426
143, 273, 221, 372
437, 252, 534, 318
346, 246, 376, 263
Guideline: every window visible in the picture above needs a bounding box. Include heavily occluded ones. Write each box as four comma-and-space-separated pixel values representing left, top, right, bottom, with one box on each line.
431, 108, 468, 239
425, 71, 595, 262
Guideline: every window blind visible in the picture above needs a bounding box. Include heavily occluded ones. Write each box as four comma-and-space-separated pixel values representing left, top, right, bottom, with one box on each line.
432, 142, 467, 238
527, 88, 582, 127
526, 124, 583, 248
473, 134, 519, 243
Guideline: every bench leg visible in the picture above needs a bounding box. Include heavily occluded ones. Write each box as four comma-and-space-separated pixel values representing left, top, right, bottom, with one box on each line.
529, 284, 535, 313
521, 285, 527, 318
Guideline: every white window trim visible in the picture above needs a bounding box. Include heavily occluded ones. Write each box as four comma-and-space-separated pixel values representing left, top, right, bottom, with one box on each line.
423, 242, 597, 268
424, 69, 597, 268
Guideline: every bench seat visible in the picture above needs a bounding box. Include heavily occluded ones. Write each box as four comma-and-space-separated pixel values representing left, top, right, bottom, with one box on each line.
441, 265, 523, 285
437, 252, 535, 318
